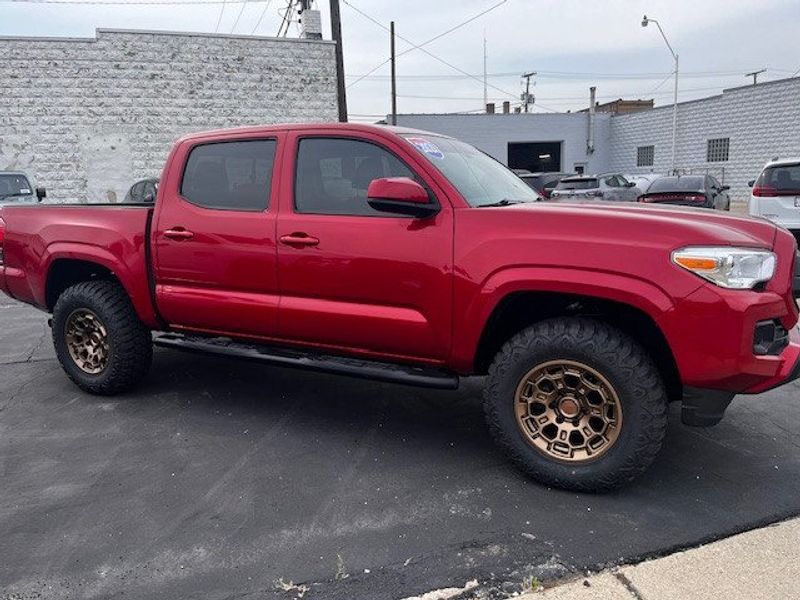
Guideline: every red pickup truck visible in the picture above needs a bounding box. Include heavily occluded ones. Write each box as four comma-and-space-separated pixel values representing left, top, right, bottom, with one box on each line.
1, 124, 799, 490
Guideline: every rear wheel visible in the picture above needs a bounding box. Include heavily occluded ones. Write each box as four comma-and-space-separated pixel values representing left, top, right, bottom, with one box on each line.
483, 317, 668, 491
52, 280, 152, 395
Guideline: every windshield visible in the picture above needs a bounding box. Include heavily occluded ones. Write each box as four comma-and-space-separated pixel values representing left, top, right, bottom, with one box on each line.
648, 176, 704, 193
402, 135, 540, 207
557, 178, 598, 190
0, 174, 33, 199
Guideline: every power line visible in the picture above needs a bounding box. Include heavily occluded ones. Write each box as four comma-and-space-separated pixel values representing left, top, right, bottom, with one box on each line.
249, 0, 272, 33
345, 68, 788, 81
229, 0, 248, 32
342, 0, 517, 100
214, 0, 226, 31
346, 0, 507, 90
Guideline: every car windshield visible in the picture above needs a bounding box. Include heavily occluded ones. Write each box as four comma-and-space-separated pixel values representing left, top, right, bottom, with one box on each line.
401, 135, 540, 207
648, 176, 705, 193
557, 178, 598, 190
0, 174, 33, 199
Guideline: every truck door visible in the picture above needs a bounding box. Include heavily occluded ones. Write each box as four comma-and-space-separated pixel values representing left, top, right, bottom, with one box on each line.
275, 131, 454, 362
152, 135, 281, 338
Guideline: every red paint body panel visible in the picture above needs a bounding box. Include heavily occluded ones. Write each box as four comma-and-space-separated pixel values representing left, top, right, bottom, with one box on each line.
0, 123, 798, 398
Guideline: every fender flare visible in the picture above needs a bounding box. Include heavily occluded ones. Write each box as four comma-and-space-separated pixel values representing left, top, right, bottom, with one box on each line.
452, 265, 677, 373
41, 242, 159, 328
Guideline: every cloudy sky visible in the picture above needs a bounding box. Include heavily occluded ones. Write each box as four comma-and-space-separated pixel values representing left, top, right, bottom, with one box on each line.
1, 0, 798, 121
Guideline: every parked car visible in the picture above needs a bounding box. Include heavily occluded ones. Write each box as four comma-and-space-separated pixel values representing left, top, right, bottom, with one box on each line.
1, 123, 799, 492
749, 158, 800, 246
0, 171, 45, 206
518, 171, 574, 199
637, 175, 731, 210
550, 173, 639, 202
624, 173, 662, 195
124, 178, 159, 204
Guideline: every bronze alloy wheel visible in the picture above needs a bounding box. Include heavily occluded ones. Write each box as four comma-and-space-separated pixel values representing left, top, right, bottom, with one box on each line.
514, 359, 623, 463
65, 309, 110, 375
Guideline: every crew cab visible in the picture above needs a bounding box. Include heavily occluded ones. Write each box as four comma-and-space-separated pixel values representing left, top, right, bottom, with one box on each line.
1, 124, 799, 491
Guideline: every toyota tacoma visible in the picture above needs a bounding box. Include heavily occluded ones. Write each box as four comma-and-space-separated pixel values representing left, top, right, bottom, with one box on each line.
1, 124, 798, 491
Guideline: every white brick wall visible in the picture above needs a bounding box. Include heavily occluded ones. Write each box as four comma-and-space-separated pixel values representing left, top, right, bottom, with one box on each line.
609, 78, 800, 204
0, 29, 338, 202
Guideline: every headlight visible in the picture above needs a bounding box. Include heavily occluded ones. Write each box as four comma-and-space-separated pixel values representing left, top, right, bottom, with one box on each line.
672, 246, 776, 289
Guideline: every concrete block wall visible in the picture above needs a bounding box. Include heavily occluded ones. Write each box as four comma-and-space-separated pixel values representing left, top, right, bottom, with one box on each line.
609, 77, 800, 204
0, 29, 338, 203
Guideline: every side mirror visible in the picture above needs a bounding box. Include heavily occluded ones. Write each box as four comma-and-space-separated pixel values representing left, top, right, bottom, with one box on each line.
367, 177, 438, 218
747, 180, 755, 188
719, 185, 730, 192
35, 187, 46, 202
625, 181, 636, 187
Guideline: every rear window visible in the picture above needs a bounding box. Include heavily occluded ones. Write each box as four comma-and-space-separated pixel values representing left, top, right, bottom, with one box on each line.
647, 176, 705, 193
756, 164, 800, 193
556, 178, 598, 190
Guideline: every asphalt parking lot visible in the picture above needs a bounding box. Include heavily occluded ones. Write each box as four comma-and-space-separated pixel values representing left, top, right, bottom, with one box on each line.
2, 294, 800, 600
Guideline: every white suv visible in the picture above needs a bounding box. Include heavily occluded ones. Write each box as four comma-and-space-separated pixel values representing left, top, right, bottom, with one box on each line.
749, 158, 800, 245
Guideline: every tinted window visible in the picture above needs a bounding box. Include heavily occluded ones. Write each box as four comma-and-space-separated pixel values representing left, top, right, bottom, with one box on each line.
756, 164, 800, 193
295, 138, 418, 216
648, 176, 705, 193
557, 178, 598, 190
181, 140, 277, 211
0, 174, 32, 198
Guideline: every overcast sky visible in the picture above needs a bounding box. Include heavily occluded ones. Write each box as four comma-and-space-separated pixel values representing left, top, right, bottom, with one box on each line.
1, 0, 798, 121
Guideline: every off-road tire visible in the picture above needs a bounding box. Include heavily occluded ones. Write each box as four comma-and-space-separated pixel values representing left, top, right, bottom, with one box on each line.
484, 317, 668, 492
52, 280, 152, 395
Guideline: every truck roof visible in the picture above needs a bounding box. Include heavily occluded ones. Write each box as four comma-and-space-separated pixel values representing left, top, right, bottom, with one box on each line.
176, 122, 447, 143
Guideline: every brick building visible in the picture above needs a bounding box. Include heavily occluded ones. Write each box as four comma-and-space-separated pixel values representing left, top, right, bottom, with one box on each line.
396, 76, 800, 204
0, 29, 338, 202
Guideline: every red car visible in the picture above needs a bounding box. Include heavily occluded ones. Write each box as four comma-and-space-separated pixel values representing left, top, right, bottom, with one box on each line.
1, 124, 799, 491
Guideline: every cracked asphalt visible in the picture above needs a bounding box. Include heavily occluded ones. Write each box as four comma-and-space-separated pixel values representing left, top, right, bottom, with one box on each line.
2, 294, 800, 600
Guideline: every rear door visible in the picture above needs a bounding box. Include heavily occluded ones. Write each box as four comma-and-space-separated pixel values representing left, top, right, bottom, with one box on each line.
152, 134, 282, 338
274, 130, 454, 362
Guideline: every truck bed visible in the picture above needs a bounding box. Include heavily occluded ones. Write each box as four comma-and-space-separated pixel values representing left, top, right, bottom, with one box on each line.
0, 204, 159, 327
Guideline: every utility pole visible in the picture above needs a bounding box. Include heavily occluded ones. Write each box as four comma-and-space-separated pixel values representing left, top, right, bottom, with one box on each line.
521, 72, 536, 113
483, 33, 488, 109
746, 69, 766, 85
390, 21, 397, 125
329, 0, 348, 122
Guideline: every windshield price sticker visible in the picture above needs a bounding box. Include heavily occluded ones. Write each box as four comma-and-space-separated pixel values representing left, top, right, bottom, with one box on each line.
20, 188, 31, 194
407, 137, 444, 160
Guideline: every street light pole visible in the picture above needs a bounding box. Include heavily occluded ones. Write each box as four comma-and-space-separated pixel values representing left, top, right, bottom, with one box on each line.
642, 15, 678, 174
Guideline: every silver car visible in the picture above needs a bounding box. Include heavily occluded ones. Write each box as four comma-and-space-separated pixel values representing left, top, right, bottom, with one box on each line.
550, 173, 639, 202
0, 171, 45, 206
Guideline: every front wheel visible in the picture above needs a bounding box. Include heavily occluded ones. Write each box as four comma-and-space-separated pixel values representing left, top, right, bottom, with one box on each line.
52, 280, 152, 395
483, 318, 668, 491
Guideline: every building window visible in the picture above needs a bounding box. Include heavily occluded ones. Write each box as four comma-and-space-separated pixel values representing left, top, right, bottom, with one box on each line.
706, 138, 730, 163
636, 145, 654, 167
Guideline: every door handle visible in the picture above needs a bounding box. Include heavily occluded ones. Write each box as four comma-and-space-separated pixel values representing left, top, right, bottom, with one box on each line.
163, 228, 194, 241
280, 233, 319, 247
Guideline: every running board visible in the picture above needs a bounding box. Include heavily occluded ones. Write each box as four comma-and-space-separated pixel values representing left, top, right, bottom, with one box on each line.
153, 333, 459, 390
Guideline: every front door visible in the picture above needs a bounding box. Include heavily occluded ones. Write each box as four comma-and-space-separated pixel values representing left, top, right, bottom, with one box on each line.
275, 132, 454, 363
153, 136, 281, 338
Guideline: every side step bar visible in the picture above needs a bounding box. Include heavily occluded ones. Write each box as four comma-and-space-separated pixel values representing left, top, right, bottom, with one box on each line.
153, 333, 460, 390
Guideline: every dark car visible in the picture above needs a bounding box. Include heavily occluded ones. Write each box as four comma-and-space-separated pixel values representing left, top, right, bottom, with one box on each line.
124, 178, 159, 204
518, 172, 574, 199
638, 175, 730, 210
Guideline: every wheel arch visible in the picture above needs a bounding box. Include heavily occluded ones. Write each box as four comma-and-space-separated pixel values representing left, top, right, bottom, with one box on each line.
471, 288, 682, 404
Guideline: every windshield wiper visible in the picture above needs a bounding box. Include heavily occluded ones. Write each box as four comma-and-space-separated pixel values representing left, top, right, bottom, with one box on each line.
477, 199, 526, 208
